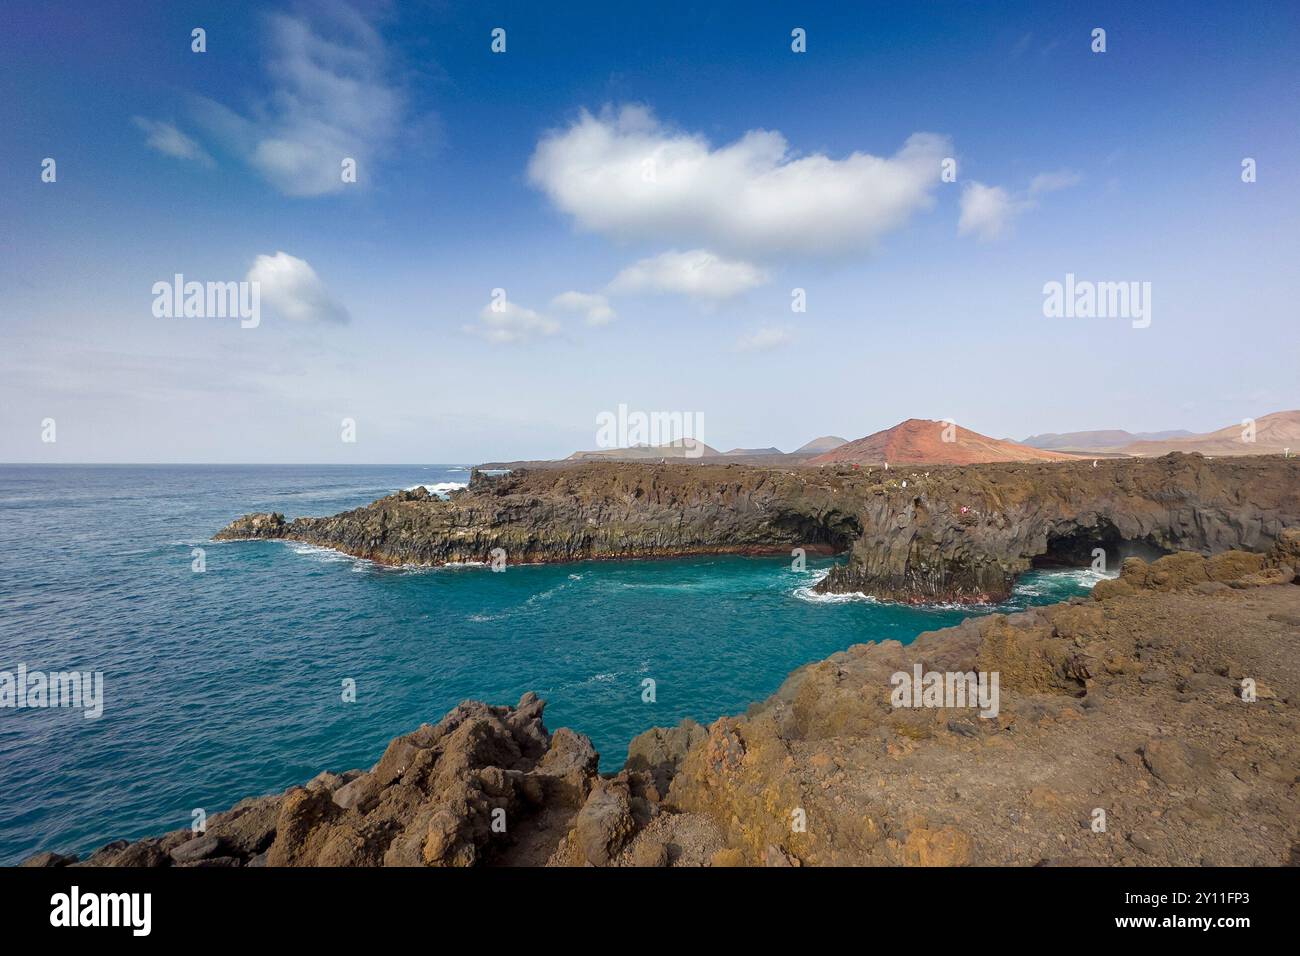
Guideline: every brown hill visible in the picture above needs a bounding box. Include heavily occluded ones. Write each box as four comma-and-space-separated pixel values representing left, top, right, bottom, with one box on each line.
795, 435, 849, 454
807, 418, 1079, 466
1120, 410, 1300, 457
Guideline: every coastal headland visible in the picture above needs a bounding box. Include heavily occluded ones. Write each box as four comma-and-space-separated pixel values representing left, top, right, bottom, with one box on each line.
215, 453, 1300, 604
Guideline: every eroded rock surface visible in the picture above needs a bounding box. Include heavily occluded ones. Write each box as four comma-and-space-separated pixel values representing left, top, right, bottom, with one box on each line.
664, 537, 1299, 866
215, 454, 1300, 603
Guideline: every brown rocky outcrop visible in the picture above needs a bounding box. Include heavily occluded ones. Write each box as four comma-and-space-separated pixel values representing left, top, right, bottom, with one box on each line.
215, 454, 1300, 604
34, 693, 616, 868
662, 536, 1300, 865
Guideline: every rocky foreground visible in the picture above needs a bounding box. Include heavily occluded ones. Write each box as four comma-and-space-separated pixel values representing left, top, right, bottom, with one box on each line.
215, 453, 1300, 603
25, 532, 1300, 867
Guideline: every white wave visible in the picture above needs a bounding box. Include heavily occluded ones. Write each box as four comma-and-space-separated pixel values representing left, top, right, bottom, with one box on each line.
1048, 567, 1114, 586
404, 481, 468, 498
794, 585, 879, 604
287, 542, 356, 563
1011, 567, 1114, 598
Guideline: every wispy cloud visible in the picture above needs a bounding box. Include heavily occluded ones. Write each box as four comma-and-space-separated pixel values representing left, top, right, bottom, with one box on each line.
247, 252, 350, 324
528, 105, 949, 259
1029, 169, 1082, 195
958, 182, 1026, 241
736, 326, 793, 352
131, 117, 214, 167
550, 291, 616, 326
464, 299, 560, 345
607, 249, 768, 301
192, 3, 405, 196
959, 169, 1082, 241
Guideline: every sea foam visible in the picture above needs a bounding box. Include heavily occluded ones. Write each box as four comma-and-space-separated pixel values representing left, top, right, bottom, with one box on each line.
405, 481, 468, 498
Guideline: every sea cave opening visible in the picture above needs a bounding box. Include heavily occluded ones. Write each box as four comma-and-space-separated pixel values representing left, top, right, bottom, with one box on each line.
1031, 521, 1169, 572
778, 510, 863, 554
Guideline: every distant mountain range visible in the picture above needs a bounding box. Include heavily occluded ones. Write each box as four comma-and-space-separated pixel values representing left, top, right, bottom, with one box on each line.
1023, 411, 1300, 457
566, 438, 720, 461
1118, 410, 1300, 457
807, 419, 1077, 467
485, 412, 1296, 470
560, 434, 848, 464
1022, 429, 1195, 453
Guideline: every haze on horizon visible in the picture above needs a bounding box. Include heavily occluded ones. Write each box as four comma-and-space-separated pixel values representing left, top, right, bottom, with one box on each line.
1, 1, 1296, 465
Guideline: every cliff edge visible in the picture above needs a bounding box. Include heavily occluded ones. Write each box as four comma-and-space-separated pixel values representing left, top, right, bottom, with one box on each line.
215, 454, 1300, 604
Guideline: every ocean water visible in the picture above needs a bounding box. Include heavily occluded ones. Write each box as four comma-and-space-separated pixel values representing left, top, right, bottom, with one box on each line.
0, 464, 1103, 864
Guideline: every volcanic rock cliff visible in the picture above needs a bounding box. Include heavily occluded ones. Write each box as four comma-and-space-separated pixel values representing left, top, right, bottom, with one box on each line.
215, 454, 1300, 604
816, 452, 1299, 603
215, 463, 867, 564
26, 532, 1300, 867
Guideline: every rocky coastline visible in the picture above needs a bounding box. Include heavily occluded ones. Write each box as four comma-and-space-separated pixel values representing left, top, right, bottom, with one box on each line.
215, 453, 1300, 604
24, 531, 1300, 867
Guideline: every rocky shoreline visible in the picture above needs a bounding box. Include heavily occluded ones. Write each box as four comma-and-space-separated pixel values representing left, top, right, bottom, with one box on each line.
24, 531, 1300, 867
215, 453, 1300, 604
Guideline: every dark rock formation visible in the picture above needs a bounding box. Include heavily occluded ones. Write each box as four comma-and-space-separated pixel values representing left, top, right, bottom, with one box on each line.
216, 453, 1300, 604
819, 452, 1299, 602
215, 462, 864, 565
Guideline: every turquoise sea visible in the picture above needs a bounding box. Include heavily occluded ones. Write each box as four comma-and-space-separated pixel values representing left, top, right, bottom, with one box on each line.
0, 464, 1104, 864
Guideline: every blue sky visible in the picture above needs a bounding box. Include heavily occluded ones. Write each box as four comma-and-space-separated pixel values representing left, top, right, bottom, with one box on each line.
2, 0, 1296, 463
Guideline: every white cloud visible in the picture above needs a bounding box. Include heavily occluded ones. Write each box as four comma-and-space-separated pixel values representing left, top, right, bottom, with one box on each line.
1029, 169, 1082, 194
246, 251, 350, 323
959, 170, 1082, 241
528, 105, 949, 258
550, 291, 616, 326
193, 5, 404, 196
132, 117, 213, 166
607, 249, 768, 300
736, 327, 793, 352
957, 182, 1024, 241
464, 300, 560, 345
